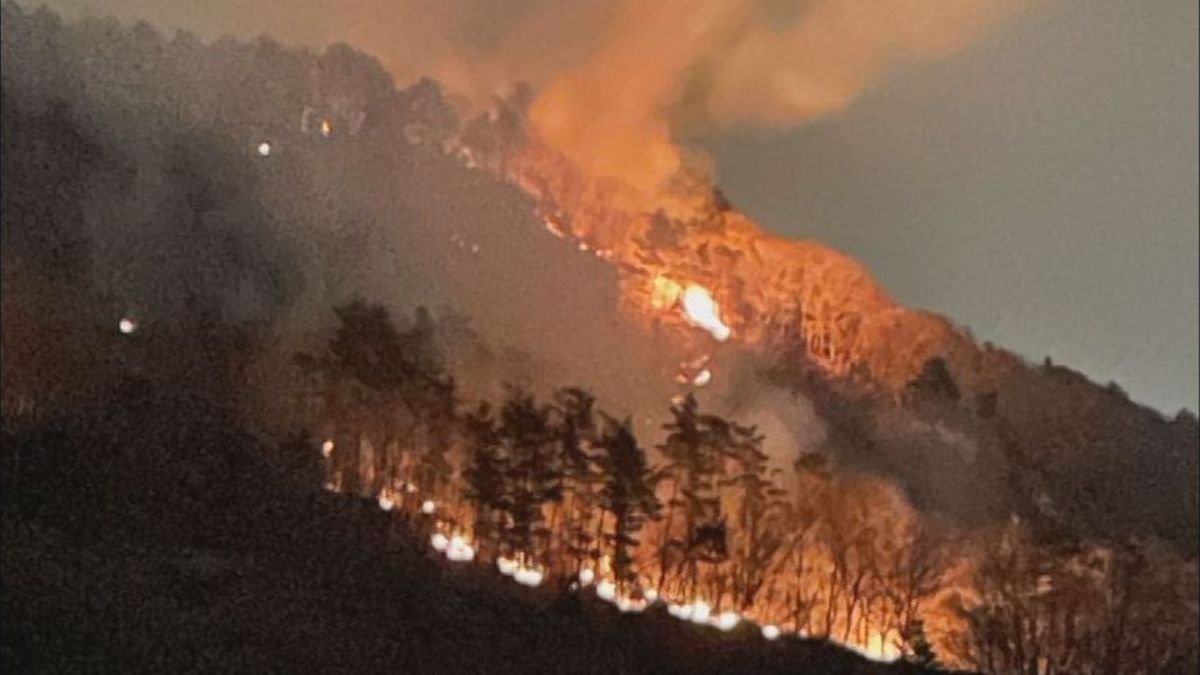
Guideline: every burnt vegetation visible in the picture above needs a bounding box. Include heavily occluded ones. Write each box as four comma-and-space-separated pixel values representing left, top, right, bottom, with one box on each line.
2, 5, 1198, 674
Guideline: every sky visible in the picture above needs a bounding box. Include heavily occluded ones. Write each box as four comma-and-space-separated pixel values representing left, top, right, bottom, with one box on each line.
34, 0, 1199, 414
700, 0, 1198, 414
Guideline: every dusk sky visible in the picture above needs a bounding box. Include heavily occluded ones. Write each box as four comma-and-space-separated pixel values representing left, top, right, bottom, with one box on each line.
39, 0, 1199, 414
702, 0, 1199, 415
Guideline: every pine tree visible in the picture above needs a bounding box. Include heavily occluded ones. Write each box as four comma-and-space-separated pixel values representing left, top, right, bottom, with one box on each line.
655, 394, 730, 596
550, 387, 601, 572
463, 401, 507, 556
594, 416, 660, 591
723, 421, 789, 610
496, 385, 562, 561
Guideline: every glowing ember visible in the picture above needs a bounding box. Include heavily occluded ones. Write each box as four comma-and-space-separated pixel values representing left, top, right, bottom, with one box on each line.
667, 603, 692, 620
681, 285, 731, 342
118, 317, 137, 334
430, 532, 449, 551
256, 141, 271, 156
421, 499, 436, 514
320, 119, 332, 137
377, 492, 395, 511
616, 597, 646, 613
649, 274, 683, 310
595, 580, 617, 602
849, 632, 902, 663
513, 566, 545, 588
322, 481, 336, 492
761, 624, 781, 641
714, 610, 740, 632
445, 535, 475, 562
497, 557, 519, 576
578, 567, 595, 586
321, 440, 334, 458
643, 588, 658, 603
691, 368, 712, 387
689, 600, 712, 625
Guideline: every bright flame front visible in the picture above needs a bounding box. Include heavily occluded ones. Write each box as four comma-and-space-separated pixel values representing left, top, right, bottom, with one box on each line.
681, 285, 731, 342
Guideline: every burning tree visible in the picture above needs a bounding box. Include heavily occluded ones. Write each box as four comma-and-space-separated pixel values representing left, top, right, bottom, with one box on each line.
548, 386, 602, 573
294, 301, 460, 501
593, 415, 660, 591
294, 299, 411, 496
721, 420, 790, 612
463, 401, 507, 557
654, 394, 735, 599
495, 384, 562, 563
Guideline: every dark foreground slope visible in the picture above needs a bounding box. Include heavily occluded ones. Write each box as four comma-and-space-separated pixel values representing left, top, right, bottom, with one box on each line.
1, 373, 936, 675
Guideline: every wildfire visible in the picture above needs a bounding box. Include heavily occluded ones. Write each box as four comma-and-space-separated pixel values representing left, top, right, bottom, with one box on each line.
377, 491, 396, 511
681, 285, 731, 342
852, 632, 902, 663
648, 275, 732, 343
714, 610, 740, 632
445, 534, 476, 562
649, 274, 683, 310
513, 566, 545, 588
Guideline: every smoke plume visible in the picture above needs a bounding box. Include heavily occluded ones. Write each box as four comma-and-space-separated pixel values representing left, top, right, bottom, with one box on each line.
526, 0, 1027, 204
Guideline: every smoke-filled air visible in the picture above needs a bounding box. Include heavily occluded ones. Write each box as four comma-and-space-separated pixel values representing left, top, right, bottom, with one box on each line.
2, 1, 1196, 674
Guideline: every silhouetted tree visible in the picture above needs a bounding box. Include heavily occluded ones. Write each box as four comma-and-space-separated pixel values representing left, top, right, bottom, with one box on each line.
594, 416, 660, 590
549, 386, 601, 571
463, 401, 506, 556
496, 385, 561, 561
907, 357, 960, 403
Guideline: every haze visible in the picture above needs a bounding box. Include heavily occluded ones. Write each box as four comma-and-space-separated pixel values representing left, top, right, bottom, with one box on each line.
37, 0, 1199, 414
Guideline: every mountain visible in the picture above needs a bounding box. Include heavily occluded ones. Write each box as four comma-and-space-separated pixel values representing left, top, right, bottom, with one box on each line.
1, 4, 1196, 671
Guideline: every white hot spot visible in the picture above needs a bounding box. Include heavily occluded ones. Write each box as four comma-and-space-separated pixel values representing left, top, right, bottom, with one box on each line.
761, 625, 781, 641
667, 603, 692, 620
118, 317, 137, 334
714, 611, 740, 632
497, 557, 519, 576
420, 499, 436, 514
513, 567, 544, 588
377, 493, 395, 511
321, 440, 334, 458
595, 580, 617, 602
616, 597, 646, 613
430, 533, 449, 551
689, 600, 711, 625
257, 141, 271, 156
681, 285, 731, 342
578, 568, 596, 586
692, 368, 712, 387
445, 535, 475, 562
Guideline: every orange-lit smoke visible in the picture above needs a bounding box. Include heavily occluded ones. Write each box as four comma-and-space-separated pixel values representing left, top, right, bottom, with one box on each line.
528, 0, 1026, 205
